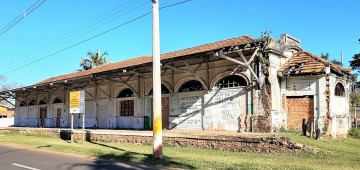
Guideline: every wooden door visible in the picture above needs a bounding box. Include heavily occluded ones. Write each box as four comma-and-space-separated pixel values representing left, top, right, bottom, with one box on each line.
287, 96, 314, 131
40, 107, 46, 128
151, 97, 170, 130
56, 108, 61, 128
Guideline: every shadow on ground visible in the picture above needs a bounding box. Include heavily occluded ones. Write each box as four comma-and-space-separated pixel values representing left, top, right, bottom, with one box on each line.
87, 141, 196, 169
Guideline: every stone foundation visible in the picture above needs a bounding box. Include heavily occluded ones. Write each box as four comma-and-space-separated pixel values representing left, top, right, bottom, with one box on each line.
0, 128, 315, 153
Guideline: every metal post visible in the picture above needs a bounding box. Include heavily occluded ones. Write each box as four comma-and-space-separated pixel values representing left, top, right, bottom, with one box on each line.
152, 0, 163, 159
355, 105, 357, 128
71, 113, 73, 142
82, 113, 85, 143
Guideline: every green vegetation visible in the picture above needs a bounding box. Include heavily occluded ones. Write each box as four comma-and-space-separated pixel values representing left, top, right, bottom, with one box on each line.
348, 127, 360, 139
0, 131, 359, 170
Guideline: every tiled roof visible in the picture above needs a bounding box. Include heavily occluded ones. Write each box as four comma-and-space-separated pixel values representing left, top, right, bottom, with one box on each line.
279, 51, 351, 76
37, 36, 255, 85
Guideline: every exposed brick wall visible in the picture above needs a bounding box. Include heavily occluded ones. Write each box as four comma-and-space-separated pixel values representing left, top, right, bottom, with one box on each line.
287, 97, 314, 131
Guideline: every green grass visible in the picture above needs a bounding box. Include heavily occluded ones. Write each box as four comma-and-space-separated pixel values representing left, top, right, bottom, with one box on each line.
0, 131, 359, 170
348, 127, 360, 139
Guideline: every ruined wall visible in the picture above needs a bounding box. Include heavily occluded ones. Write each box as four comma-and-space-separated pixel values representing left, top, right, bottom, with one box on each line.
280, 76, 329, 133
329, 75, 350, 136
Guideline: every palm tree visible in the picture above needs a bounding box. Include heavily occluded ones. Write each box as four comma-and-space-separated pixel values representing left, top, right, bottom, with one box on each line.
79, 49, 111, 71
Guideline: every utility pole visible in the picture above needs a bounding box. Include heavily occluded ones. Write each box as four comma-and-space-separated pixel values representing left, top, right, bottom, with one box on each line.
152, 0, 163, 159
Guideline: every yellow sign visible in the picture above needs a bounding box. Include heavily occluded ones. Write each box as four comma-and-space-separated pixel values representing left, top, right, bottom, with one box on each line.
69, 91, 85, 113
70, 91, 80, 109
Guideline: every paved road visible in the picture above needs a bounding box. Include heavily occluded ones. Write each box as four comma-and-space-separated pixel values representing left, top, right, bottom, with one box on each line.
0, 144, 158, 170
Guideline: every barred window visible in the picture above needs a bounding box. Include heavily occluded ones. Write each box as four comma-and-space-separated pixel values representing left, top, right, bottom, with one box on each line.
118, 88, 134, 98
148, 84, 170, 95
38, 99, 47, 105
179, 80, 203, 92
335, 83, 345, 97
120, 100, 134, 116
216, 75, 247, 88
53, 97, 63, 103
28, 99, 36, 106
19, 100, 26, 107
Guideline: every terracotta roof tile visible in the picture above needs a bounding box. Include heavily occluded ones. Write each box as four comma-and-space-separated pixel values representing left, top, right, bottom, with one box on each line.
37, 36, 255, 85
279, 51, 351, 76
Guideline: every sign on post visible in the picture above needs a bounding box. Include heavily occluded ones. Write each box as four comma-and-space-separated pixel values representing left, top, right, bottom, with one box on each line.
69, 90, 85, 143
70, 91, 85, 114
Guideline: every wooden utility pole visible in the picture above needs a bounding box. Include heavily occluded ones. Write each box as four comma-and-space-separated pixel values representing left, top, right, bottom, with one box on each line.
152, 0, 163, 159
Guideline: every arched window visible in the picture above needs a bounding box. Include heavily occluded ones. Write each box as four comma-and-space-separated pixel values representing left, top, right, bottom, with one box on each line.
53, 97, 63, 104
216, 75, 247, 88
19, 100, 26, 107
148, 84, 170, 95
117, 88, 135, 116
38, 99, 47, 105
179, 80, 204, 92
117, 88, 134, 98
28, 99, 36, 106
335, 83, 345, 97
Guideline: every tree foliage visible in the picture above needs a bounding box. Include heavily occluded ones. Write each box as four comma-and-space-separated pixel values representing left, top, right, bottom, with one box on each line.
331, 59, 343, 67
79, 49, 111, 71
320, 53, 329, 60
350, 92, 360, 106
0, 75, 23, 107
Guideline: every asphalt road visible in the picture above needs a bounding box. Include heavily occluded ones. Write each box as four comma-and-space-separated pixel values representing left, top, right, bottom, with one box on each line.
0, 144, 158, 170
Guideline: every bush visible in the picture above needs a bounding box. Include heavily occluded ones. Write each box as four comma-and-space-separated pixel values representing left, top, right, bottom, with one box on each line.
348, 128, 360, 139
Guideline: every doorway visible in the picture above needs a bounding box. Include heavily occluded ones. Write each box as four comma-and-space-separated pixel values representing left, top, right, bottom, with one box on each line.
56, 108, 61, 128
151, 97, 170, 130
40, 107, 46, 128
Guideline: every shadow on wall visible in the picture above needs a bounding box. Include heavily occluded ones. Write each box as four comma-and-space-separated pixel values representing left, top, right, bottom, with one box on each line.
172, 86, 250, 130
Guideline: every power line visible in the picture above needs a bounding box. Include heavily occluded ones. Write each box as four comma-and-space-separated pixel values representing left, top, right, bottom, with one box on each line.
1, 0, 191, 75
0, 0, 146, 71
0, 0, 46, 36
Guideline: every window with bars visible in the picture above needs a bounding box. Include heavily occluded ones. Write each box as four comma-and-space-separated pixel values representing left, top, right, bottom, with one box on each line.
335, 83, 345, 97
53, 97, 63, 103
28, 99, 36, 106
19, 100, 26, 107
120, 100, 134, 116
216, 75, 247, 88
179, 80, 203, 92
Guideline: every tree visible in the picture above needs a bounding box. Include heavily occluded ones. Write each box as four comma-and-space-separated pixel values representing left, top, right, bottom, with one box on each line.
350, 92, 360, 127
331, 59, 343, 67
320, 53, 329, 60
79, 49, 111, 71
0, 75, 23, 107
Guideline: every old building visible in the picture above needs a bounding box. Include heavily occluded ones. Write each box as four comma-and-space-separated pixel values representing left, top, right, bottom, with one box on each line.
0, 34, 352, 137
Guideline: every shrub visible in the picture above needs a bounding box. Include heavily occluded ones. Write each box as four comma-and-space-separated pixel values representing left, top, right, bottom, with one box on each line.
348, 128, 360, 139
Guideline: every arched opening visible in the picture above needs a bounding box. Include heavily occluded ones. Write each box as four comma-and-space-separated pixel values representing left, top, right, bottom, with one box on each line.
216, 75, 247, 88
53, 97, 63, 104
148, 84, 170, 95
335, 83, 345, 97
38, 99, 47, 105
178, 80, 204, 92
28, 99, 36, 106
117, 88, 135, 117
117, 88, 134, 98
19, 100, 26, 107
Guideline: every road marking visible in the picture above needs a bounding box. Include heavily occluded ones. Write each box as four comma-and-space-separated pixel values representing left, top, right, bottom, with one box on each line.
11, 163, 40, 170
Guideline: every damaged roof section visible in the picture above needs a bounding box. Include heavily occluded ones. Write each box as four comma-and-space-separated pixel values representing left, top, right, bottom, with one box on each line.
278, 51, 352, 77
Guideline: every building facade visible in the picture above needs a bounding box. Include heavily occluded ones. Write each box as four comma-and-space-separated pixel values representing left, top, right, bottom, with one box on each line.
2, 34, 352, 137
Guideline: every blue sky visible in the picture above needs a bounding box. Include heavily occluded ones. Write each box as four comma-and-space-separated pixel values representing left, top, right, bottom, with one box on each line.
0, 0, 359, 86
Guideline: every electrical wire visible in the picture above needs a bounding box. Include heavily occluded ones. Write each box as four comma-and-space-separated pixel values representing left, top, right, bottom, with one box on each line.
1, 0, 191, 75
0, 0, 46, 36
0, 0, 146, 71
